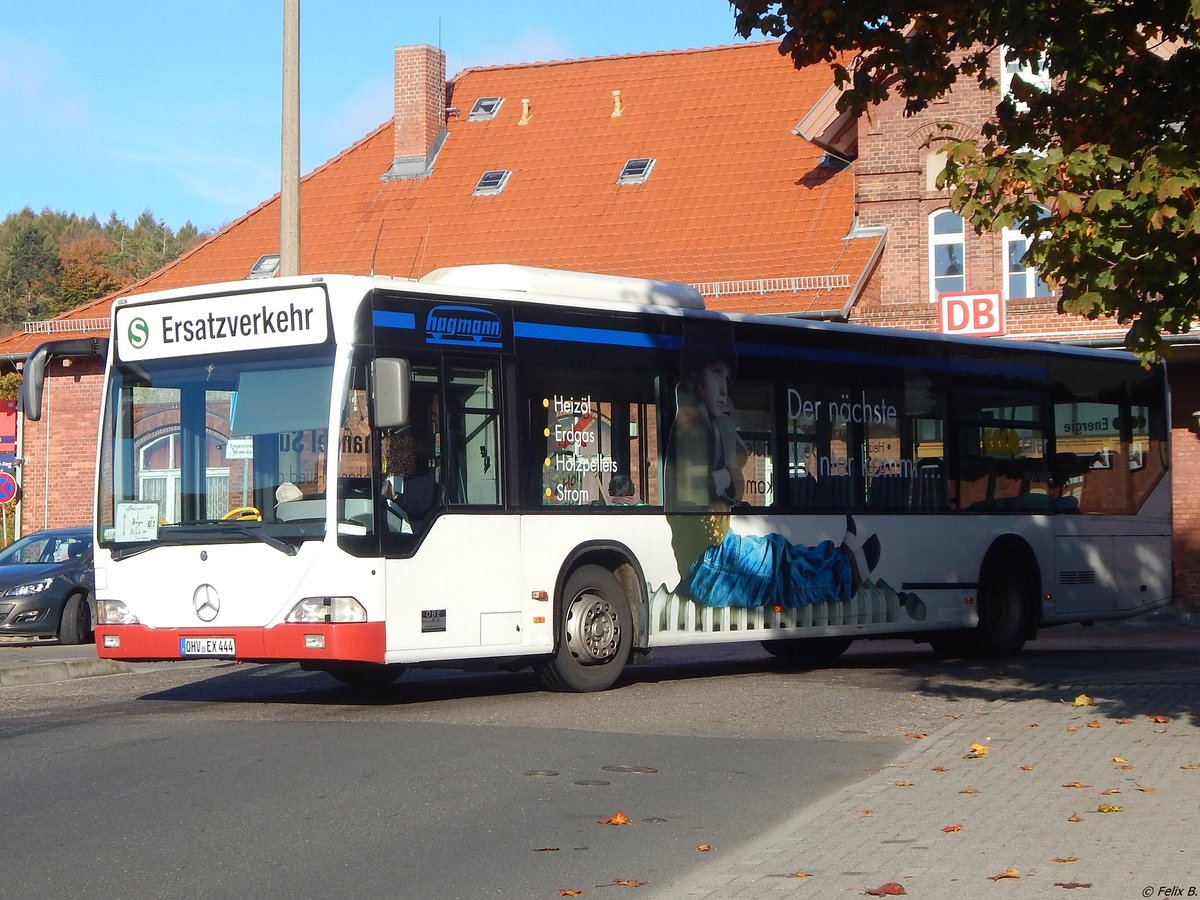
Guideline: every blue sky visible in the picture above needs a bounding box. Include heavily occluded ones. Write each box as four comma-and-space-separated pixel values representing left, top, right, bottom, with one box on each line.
1, 2, 755, 233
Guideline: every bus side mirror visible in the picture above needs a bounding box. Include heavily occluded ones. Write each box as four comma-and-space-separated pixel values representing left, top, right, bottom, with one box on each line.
372, 358, 410, 430
19, 337, 109, 421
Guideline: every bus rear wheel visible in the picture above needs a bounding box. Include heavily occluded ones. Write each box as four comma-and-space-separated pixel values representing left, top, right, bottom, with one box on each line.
968, 563, 1032, 657
536, 564, 632, 693
761, 636, 853, 666
932, 562, 1032, 659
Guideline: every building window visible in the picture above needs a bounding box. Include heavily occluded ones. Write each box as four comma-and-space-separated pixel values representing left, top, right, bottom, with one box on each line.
1002, 209, 1052, 300
1000, 47, 1051, 112
929, 209, 965, 301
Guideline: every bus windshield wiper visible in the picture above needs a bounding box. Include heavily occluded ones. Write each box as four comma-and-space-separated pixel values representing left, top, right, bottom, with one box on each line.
111, 543, 154, 561
233, 526, 298, 556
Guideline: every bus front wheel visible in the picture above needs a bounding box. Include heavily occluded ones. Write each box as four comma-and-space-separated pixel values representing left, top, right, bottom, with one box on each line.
320, 663, 406, 689
537, 564, 633, 693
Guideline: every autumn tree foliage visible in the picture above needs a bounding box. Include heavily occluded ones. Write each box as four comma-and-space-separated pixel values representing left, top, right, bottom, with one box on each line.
731, 0, 1200, 357
0, 207, 206, 335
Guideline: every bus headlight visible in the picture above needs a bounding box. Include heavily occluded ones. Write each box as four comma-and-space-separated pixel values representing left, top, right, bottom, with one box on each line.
97, 600, 140, 625
285, 596, 367, 624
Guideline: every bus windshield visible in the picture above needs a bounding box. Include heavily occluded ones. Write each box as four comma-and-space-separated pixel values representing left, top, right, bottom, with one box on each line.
97, 346, 336, 549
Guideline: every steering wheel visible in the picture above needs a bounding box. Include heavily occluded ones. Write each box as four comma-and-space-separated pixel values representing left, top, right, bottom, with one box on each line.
221, 506, 262, 522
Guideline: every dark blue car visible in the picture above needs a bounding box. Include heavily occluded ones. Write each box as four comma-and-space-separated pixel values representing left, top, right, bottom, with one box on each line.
0, 527, 94, 644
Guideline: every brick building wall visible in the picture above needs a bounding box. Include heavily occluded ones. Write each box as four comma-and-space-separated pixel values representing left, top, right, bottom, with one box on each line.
18, 357, 104, 533
1167, 366, 1200, 612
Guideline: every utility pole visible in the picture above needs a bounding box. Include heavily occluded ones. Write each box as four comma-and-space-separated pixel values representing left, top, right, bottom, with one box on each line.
280, 0, 301, 276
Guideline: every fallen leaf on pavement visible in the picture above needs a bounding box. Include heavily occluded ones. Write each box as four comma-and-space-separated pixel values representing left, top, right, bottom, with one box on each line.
959, 788, 979, 795
1149, 715, 1171, 724
695, 845, 711, 852
987, 869, 1020, 881
1072, 694, 1093, 707
1111, 757, 1128, 763
1101, 789, 1120, 795
1055, 881, 1093, 889
1051, 856, 1080, 863
1066, 725, 1078, 733
893, 781, 913, 787
930, 765, 948, 773
964, 742, 990, 759
785, 871, 813, 878
1086, 720, 1102, 728
1067, 812, 1084, 822
903, 732, 927, 739
1136, 785, 1155, 793
1097, 803, 1123, 813
1115, 764, 1134, 770
1020, 765, 1034, 772
942, 824, 963, 833
557, 890, 583, 897
864, 882, 907, 896
1181, 763, 1200, 770
599, 812, 632, 826
610, 879, 644, 887
1116, 719, 1132, 725
1027, 722, 1040, 728
861, 809, 874, 816
1062, 781, 1091, 789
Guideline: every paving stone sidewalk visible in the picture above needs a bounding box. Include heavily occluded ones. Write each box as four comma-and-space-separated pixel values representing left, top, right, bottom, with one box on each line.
655, 678, 1200, 899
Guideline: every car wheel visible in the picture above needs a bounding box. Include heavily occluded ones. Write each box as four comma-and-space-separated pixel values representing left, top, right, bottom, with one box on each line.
58, 593, 93, 645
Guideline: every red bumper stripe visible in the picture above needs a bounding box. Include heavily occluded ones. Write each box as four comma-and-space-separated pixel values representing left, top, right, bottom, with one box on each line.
95, 622, 386, 664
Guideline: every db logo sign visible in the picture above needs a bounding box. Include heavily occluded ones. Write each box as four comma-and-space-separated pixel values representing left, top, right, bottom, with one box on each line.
939, 291, 1006, 337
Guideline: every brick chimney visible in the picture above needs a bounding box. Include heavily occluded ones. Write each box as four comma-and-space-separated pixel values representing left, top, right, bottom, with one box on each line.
384, 44, 447, 180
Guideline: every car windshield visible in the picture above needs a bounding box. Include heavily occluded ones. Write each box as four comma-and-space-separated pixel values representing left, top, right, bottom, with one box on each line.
97, 345, 337, 549
0, 532, 90, 566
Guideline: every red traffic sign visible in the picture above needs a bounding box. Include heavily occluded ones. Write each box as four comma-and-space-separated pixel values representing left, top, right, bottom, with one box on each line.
0, 471, 17, 505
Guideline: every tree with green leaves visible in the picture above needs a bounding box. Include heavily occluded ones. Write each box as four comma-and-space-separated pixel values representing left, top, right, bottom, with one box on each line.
0, 207, 207, 333
732, 0, 1200, 358
0, 216, 61, 324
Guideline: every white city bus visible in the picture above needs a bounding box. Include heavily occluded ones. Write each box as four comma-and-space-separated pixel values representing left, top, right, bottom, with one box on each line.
21, 267, 1172, 690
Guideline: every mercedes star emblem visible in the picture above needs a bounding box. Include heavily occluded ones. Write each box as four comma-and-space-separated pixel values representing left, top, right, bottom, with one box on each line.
193, 584, 220, 622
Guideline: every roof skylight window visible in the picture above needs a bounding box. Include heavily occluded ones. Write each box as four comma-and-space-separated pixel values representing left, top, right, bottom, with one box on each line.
468, 97, 504, 121
247, 253, 281, 279
473, 170, 511, 196
617, 157, 655, 184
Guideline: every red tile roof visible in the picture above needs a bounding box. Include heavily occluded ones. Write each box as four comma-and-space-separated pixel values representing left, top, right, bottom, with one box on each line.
2, 42, 878, 358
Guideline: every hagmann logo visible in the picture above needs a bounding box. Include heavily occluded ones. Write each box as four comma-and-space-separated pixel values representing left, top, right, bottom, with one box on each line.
425, 305, 503, 348
127, 317, 150, 349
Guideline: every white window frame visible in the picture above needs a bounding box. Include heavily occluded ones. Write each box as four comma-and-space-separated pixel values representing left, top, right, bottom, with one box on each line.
473, 170, 511, 196
1001, 209, 1052, 300
928, 209, 966, 303
1000, 47, 1051, 112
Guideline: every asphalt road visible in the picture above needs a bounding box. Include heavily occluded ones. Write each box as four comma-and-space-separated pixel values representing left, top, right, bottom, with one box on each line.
1, 622, 1194, 900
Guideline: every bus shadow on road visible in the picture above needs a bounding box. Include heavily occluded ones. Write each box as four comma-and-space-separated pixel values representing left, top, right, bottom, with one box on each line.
136, 625, 1200, 726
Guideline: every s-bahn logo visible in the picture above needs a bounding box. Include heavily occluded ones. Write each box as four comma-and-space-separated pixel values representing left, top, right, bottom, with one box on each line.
127, 316, 150, 349
425, 305, 503, 348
